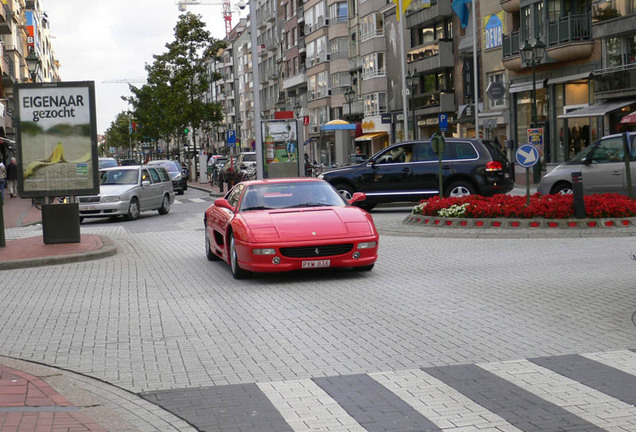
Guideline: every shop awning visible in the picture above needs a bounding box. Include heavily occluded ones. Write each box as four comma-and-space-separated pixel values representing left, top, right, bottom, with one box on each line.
509, 81, 545, 93
355, 132, 387, 141
546, 72, 591, 85
557, 100, 636, 119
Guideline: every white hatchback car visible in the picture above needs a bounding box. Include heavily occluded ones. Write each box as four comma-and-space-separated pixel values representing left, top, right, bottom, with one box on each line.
78, 165, 175, 222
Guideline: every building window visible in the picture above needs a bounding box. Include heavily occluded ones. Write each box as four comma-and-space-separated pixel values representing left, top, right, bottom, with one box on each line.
306, 36, 328, 68
363, 92, 387, 116
331, 72, 351, 91
360, 13, 384, 42
329, 37, 349, 59
329, 2, 348, 23
488, 73, 506, 109
308, 71, 329, 100
605, 35, 636, 68
362, 53, 385, 80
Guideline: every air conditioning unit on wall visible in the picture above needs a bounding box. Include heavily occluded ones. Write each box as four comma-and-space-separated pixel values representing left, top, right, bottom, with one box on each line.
310, 125, 319, 134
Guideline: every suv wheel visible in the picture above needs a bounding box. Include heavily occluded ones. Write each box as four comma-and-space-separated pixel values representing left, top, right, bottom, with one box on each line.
334, 183, 354, 201
445, 181, 475, 198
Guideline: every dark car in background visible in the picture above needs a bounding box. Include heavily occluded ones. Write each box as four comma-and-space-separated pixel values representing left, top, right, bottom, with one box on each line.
148, 159, 187, 195
119, 159, 140, 166
319, 138, 513, 210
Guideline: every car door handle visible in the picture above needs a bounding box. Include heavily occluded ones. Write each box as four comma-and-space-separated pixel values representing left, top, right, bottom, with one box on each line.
442, 165, 451, 170
612, 171, 622, 175
402, 167, 410, 172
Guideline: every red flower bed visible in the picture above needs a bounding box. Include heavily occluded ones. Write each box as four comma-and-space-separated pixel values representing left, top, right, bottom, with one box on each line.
414, 193, 636, 219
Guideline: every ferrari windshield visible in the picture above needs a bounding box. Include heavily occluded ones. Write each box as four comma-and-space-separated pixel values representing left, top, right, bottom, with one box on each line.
100, 169, 139, 185
240, 181, 346, 211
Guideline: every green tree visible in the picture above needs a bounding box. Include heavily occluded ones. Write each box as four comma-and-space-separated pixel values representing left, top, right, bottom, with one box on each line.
104, 111, 133, 157
127, 12, 226, 175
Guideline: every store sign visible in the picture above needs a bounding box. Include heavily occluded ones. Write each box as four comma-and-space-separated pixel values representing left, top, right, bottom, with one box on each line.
483, 12, 505, 50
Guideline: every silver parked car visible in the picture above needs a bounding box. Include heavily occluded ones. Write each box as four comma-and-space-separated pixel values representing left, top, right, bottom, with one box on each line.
78, 165, 175, 222
538, 132, 636, 195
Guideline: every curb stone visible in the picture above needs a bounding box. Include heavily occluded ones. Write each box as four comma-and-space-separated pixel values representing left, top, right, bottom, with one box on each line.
403, 215, 636, 229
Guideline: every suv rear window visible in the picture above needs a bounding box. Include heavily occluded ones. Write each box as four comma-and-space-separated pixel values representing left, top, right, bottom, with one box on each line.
243, 153, 256, 162
452, 141, 479, 160
481, 140, 506, 160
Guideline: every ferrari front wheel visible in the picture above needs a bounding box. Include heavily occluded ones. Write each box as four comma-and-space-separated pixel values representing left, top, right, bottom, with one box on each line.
229, 232, 250, 279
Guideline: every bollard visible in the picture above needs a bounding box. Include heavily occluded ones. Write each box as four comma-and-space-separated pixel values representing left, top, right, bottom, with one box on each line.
571, 171, 586, 218
219, 175, 224, 193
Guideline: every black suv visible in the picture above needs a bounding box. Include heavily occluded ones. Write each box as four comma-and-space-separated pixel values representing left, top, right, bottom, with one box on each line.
319, 138, 513, 210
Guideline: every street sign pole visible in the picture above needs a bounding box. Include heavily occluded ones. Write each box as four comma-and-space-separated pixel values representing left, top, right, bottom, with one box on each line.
516, 144, 540, 206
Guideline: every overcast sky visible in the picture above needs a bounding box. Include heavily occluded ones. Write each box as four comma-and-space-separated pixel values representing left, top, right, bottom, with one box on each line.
43, 0, 229, 135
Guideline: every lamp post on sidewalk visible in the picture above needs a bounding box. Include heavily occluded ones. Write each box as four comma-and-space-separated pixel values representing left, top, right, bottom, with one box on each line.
520, 38, 546, 184
406, 69, 418, 140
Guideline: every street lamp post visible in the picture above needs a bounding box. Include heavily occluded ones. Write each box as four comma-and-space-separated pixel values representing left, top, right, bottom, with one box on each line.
344, 87, 355, 121
405, 69, 418, 140
25, 51, 40, 82
520, 38, 546, 184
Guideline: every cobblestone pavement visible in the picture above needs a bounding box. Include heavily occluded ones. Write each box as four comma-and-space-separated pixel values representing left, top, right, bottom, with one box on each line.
2, 191, 636, 431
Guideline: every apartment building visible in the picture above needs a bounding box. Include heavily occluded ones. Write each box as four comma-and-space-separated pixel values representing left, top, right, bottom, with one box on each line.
502, 0, 602, 164
0, 0, 59, 162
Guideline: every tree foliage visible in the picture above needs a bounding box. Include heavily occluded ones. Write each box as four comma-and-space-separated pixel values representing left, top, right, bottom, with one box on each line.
104, 111, 132, 152
121, 12, 226, 155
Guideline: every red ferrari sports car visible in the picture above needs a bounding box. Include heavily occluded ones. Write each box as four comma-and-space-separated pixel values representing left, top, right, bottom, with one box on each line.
204, 178, 379, 279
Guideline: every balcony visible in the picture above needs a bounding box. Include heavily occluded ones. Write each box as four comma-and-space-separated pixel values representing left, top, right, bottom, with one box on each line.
593, 0, 636, 39
414, 92, 455, 113
407, 40, 454, 71
406, 0, 452, 28
500, 0, 520, 13
593, 63, 636, 98
1, 54, 15, 87
0, 3, 11, 34
546, 13, 594, 61
283, 71, 306, 89
592, 0, 636, 22
502, 14, 593, 70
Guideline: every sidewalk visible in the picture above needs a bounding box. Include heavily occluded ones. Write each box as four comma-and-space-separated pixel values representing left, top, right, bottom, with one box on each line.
0, 195, 117, 271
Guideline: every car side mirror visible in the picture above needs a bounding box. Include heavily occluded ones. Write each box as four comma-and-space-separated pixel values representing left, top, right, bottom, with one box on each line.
581, 157, 592, 165
349, 192, 367, 205
214, 198, 235, 211
142, 180, 151, 187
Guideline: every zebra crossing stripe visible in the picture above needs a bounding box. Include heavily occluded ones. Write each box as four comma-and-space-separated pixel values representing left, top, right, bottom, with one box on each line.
190, 198, 207, 203
257, 379, 367, 432
480, 358, 636, 431
312, 374, 442, 432
370, 369, 522, 431
582, 349, 636, 378
423, 363, 604, 432
529, 352, 636, 407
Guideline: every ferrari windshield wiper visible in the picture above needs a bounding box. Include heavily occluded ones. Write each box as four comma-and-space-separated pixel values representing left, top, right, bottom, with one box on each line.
287, 202, 331, 208
242, 206, 272, 211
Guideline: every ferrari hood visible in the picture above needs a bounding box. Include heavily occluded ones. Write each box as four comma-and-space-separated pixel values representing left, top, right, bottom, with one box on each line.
242, 207, 374, 241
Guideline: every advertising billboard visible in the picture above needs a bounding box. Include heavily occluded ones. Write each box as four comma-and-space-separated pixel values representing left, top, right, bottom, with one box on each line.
261, 119, 301, 178
16, 81, 99, 197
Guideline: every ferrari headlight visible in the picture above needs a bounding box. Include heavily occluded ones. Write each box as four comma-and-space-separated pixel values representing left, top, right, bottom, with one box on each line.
101, 196, 121, 203
357, 241, 377, 249
253, 248, 276, 255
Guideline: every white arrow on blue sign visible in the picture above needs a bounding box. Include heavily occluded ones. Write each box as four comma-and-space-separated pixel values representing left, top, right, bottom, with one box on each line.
515, 144, 539, 168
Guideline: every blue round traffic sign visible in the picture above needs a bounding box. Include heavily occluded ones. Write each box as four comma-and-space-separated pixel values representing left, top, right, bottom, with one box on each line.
515, 144, 539, 168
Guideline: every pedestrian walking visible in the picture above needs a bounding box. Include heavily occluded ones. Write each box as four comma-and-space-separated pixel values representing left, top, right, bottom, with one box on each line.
0, 160, 6, 203
7, 157, 17, 198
